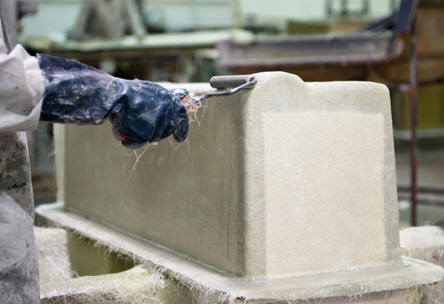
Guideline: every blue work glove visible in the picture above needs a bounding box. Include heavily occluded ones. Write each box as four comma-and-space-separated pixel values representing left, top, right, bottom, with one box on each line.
37, 54, 189, 149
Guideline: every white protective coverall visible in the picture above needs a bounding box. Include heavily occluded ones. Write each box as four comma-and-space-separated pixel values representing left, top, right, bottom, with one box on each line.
0, 1, 45, 303
0, 2, 189, 300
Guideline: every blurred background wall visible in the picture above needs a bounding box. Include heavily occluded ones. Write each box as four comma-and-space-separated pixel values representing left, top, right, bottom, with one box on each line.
20, 0, 399, 37
16, 0, 444, 228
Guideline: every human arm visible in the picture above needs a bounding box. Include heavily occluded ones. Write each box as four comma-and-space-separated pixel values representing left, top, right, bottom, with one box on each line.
37, 54, 189, 149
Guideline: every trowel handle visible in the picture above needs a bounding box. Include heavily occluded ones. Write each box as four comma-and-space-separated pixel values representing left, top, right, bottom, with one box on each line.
209, 75, 255, 89
183, 75, 257, 108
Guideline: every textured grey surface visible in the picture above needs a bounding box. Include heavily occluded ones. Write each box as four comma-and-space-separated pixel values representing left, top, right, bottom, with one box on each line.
0, 132, 35, 217
0, 133, 39, 303
0, 193, 39, 304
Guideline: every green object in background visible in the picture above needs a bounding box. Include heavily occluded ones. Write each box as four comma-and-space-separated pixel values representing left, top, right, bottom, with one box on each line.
67, 231, 134, 276
286, 20, 330, 35
392, 83, 444, 132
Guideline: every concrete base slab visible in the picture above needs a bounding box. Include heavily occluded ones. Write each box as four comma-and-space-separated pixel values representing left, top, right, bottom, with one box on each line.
37, 202, 444, 303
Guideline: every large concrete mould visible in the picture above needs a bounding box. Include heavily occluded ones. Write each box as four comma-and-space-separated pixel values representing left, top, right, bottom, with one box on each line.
40, 72, 444, 302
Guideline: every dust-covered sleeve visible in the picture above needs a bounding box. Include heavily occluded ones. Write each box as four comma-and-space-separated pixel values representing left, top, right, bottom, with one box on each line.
0, 23, 44, 133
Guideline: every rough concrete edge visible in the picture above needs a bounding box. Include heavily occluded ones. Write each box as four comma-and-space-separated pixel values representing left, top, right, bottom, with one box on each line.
36, 202, 444, 303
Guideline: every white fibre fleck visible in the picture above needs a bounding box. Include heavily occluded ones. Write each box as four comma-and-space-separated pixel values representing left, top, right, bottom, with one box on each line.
35, 227, 73, 291
40, 265, 175, 304
400, 226, 444, 304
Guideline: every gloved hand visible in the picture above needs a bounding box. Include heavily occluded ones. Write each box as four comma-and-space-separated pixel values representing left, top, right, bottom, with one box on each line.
37, 54, 189, 149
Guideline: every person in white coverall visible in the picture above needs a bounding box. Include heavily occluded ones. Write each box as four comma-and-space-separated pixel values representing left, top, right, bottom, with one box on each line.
0, 2, 189, 302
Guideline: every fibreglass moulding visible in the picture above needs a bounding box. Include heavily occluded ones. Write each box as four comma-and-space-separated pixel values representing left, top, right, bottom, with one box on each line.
50, 72, 443, 292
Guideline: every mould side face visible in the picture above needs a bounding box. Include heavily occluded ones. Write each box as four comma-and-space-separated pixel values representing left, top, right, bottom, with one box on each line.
241, 73, 401, 278
263, 111, 386, 276
63, 86, 247, 276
